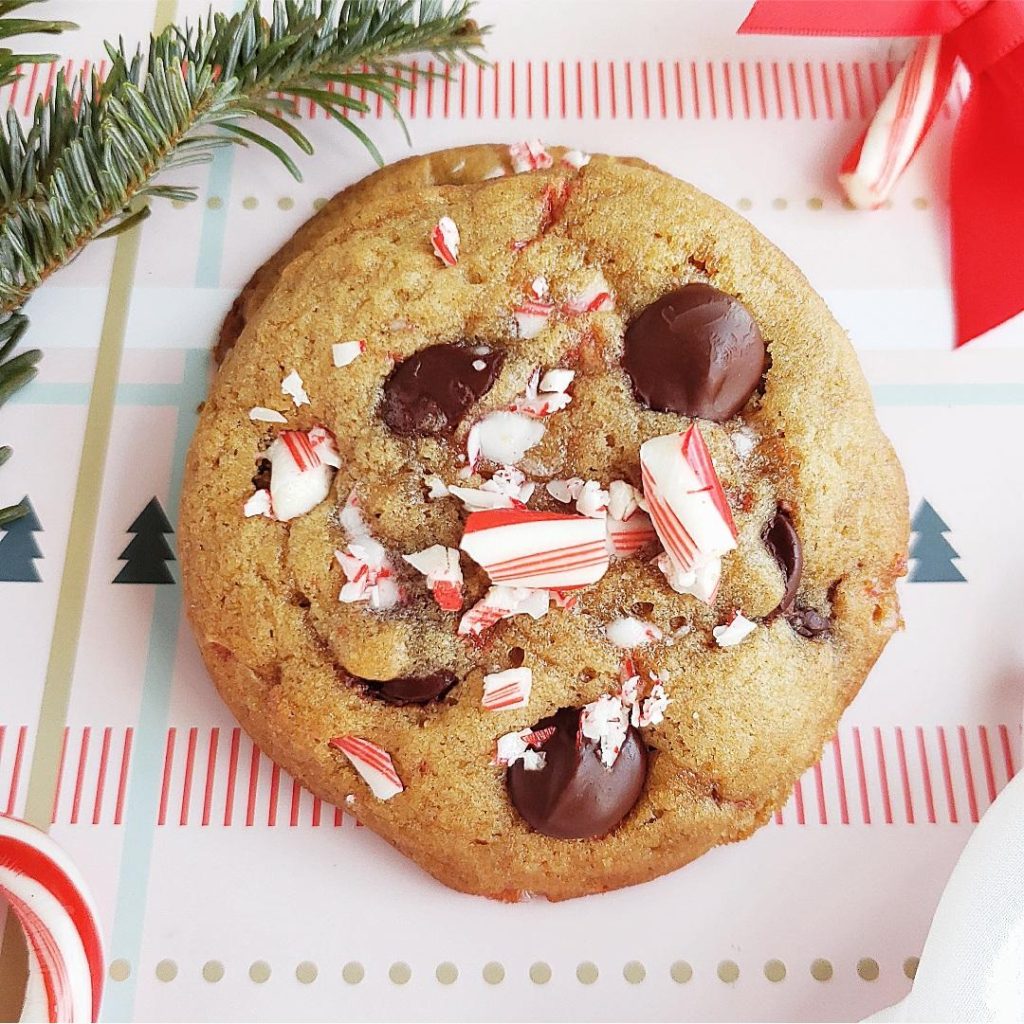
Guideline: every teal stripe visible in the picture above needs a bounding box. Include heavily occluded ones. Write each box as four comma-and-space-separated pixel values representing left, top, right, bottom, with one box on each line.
102, 348, 207, 1021
10, 381, 193, 406
194, 146, 236, 287
872, 383, 1024, 406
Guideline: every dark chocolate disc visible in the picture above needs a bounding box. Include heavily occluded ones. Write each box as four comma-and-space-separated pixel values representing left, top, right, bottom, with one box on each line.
623, 283, 766, 421
787, 606, 829, 638
763, 507, 802, 611
507, 707, 648, 840
380, 343, 503, 436
366, 671, 457, 705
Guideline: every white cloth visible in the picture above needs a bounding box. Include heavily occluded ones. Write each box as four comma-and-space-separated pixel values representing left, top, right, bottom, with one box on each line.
866, 770, 1024, 1022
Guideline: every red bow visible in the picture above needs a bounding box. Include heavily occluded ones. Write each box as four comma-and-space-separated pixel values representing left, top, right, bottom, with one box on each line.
740, 1, 1024, 347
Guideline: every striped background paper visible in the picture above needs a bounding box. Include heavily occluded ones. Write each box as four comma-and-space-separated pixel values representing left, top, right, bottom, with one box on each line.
1, 1, 1022, 1021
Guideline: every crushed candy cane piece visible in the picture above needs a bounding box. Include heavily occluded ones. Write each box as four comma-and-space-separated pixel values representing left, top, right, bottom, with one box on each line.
546, 477, 585, 504
482, 667, 533, 711
655, 551, 722, 604
495, 728, 547, 770
513, 298, 556, 339
606, 510, 658, 558
459, 585, 549, 637
266, 428, 339, 521
329, 736, 403, 800
430, 215, 460, 266
561, 148, 591, 168
472, 359, 488, 371
468, 412, 545, 467
563, 272, 615, 315
243, 489, 273, 519
332, 340, 365, 367
509, 138, 553, 173
548, 588, 578, 609
713, 613, 757, 648
340, 489, 368, 537
402, 544, 464, 611
581, 694, 628, 768
575, 480, 609, 519
608, 480, 642, 522
336, 539, 402, 610
249, 406, 287, 423
510, 367, 574, 417
640, 426, 737, 602
281, 369, 309, 407
531, 275, 550, 299
461, 508, 610, 590
483, 166, 506, 180
632, 682, 669, 728
424, 476, 449, 499
731, 425, 759, 460
606, 617, 664, 649
450, 465, 536, 511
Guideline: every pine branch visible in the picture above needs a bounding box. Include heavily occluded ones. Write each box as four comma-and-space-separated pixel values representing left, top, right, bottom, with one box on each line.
0, 0, 486, 523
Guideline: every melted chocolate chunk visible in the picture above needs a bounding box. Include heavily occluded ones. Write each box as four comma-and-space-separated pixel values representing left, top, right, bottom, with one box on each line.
507, 707, 648, 840
366, 671, 457, 705
787, 606, 829, 638
380, 343, 503, 436
763, 508, 802, 611
623, 283, 766, 421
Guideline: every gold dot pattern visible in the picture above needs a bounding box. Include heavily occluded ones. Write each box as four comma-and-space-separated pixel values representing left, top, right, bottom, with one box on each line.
670, 960, 693, 983
858, 957, 880, 981
717, 960, 740, 983
482, 961, 505, 985
737, 197, 753, 211
313, 196, 328, 210
278, 197, 295, 210
623, 960, 646, 984
206, 196, 222, 210
389, 962, 411, 985
913, 197, 929, 210
811, 958, 834, 982
342, 961, 364, 984
296, 961, 318, 984
436, 962, 458, 984
242, 196, 259, 210
109, 959, 130, 982
576, 961, 599, 984
806, 197, 824, 210
155, 959, 177, 983
202, 960, 224, 983
904, 956, 920, 980
529, 961, 552, 984
764, 959, 786, 983
772, 197, 788, 210
249, 961, 271, 984
171, 199, 188, 210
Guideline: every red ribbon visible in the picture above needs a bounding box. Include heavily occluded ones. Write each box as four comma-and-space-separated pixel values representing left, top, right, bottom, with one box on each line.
740, 1, 1024, 347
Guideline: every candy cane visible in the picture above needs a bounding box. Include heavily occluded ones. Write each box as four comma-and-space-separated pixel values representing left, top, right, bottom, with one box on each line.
839, 35, 958, 210
0, 815, 104, 1023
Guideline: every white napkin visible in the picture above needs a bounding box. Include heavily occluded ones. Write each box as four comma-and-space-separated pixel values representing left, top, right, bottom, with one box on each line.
866, 768, 1024, 1022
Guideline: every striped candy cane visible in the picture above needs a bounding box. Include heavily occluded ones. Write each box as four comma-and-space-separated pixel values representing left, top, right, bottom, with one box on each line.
840, 35, 959, 209
0, 815, 104, 1023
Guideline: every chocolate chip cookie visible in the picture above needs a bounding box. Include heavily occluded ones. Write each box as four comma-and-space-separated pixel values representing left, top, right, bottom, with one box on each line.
181, 143, 908, 900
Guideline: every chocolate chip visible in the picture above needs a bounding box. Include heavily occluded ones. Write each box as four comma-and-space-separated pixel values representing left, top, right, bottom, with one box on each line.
507, 707, 648, 840
364, 671, 457, 705
380, 343, 504, 436
623, 284, 766, 421
763, 508, 802, 611
787, 606, 829, 638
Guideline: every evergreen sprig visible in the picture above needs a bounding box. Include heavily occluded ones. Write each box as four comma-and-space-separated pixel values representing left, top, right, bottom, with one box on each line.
0, 0, 485, 522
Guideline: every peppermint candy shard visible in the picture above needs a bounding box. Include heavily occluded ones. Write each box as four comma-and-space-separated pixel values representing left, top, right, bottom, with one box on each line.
336, 540, 402, 610
249, 406, 287, 423
510, 367, 574, 418
548, 588, 579, 610
243, 489, 274, 519
431, 215, 460, 266
513, 298, 555, 340
655, 551, 722, 603
580, 693, 629, 768
546, 478, 585, 504
450, 465, 535, 512
266, 428, 339, 521
332, 340, 365, 367
508, 138, 553, 173
531, 275, 550, 299
424, 476, 449, 499
458, 585, 550, 637
713, 612, 757, 648
468, 412, 545, 467
575, 480, 609, 519
460, 508, 610, 590
639, 426, 737, 594
402, 544, 464, 611
606, 510, 658, 558
564, 272, 615, 315
561, 149, 592, 168
605, 617, 664, 649
329, 736, 403, 799
281, 369, 309, 406
494, 726, 552, 770
482, 667, 533, 710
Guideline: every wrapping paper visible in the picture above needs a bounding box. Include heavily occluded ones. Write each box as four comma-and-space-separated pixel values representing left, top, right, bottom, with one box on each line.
1, 1, 1022, 1020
